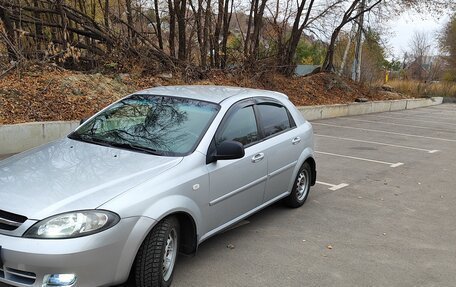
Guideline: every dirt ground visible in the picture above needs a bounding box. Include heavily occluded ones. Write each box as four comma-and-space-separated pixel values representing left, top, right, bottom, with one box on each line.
0, 64, 408, 125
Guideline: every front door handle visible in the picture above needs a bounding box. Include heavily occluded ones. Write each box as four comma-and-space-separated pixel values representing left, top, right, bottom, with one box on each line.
292, 137, 301, 145
251, 153, 264, 163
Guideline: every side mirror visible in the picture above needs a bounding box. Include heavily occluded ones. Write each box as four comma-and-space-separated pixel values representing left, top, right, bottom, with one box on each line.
79, 118, 87, 125
213, 141, 245, 161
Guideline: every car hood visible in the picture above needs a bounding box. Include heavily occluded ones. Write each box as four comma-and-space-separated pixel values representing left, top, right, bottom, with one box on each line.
0, 138, 182, 219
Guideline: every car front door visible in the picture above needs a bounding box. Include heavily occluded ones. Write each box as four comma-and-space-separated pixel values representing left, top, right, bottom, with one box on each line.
205, 101, 268, 232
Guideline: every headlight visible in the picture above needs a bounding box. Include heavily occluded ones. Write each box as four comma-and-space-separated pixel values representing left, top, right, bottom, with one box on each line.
24, 210, 120, 239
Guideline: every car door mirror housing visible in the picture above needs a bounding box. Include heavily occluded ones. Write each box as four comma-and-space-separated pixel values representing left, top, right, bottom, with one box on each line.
213, 141, 245, 161
79, 118, 87, 125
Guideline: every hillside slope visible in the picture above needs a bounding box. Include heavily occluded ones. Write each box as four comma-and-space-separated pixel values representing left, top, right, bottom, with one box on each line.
0, 66, 407, 124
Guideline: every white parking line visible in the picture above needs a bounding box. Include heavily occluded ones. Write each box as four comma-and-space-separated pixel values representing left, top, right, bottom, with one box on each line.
315, 134, 439, 153
315, 151, 404, 168
424, 107, 456, 112
411, 106, 456, 113
339, 118, 455, 133
388, 112, 456, 121
365, 115, 456, 127
316, 181, 349, 191
419, 108, 456, 114
313, 123, 456, 142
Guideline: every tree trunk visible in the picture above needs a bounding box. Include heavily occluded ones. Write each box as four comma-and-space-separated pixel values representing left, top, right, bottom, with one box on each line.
213, 0, 224, 67
168, 0, 176, 58
244, 0, 255, 57
189, 0, 205, 66
56, 0, 68, 50
125, 0, 134, 42
279, 0, 316, 76
203, 0, 211, 68
33, 0, 44, 56
249, 0, 267, 62
220, 0, 232, 69
0, 5, 17, 61
322, 26, 342, 72
175, 0, 187, 61
104, 0, 109, 28
154, 0, 163, 50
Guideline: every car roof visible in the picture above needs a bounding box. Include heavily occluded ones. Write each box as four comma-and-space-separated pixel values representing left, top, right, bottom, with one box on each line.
136, 85, 288, 104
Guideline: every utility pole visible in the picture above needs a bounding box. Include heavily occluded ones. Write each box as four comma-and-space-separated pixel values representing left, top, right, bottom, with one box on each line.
352, 0, 366, 82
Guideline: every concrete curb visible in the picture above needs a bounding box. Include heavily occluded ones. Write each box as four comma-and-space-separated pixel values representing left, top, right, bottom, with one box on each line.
0, 121, 79, 154
442, 97, 456, 103
0, 97, 444, 155
298, 97, 443, 121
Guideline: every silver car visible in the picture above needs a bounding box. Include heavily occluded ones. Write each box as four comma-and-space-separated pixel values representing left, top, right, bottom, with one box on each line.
0, 86, 316, 287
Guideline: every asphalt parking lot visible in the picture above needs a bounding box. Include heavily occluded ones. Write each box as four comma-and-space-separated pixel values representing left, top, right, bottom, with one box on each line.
172, 104, 456, 287
1, 104, 455, 287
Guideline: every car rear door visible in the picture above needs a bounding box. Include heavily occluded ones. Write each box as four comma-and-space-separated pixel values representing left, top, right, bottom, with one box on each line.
256, 101, 304, 203
206, 100, 268, 231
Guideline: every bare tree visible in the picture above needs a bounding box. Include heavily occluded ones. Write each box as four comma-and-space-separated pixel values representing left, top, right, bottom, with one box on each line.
220, 0, 233, 68
168, 0, 177, 58
322, 0, 382, 72
275, 0, 344, 75
279, 0, 316, 75
174, 0, 187, 61
125, 0, 135, 41
242, 0, 268, 65
154, 0, 164, 50
1, 0, 453, 76
407, 31, 432, 81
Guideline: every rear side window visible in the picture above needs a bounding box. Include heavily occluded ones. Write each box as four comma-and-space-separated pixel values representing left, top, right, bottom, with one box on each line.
257, 104, 294, 137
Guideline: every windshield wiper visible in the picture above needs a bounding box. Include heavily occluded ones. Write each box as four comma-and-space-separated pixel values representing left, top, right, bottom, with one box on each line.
111, 142, 161, 155
69, 131, 161, 155
68, 133, 114, 148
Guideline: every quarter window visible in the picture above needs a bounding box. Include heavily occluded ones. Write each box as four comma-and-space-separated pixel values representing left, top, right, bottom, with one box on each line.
257, 104, 293, 137
216, 106, 259, 146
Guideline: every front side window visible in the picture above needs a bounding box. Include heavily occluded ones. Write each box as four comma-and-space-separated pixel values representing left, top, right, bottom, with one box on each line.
216, 106, 259, 146
69, 95, 220, 156
257, 104, 293, 137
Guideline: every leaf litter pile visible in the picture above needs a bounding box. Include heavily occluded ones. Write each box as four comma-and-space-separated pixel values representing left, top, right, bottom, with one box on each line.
0, 65, 408, 125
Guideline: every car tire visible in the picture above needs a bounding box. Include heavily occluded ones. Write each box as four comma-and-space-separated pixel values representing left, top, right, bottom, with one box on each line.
286, 162, 312, 208
134, 216, 180, 287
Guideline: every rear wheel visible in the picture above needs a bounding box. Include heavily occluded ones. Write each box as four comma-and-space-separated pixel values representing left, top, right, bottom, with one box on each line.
286, 162, 311, 208
134, 216, 180, 287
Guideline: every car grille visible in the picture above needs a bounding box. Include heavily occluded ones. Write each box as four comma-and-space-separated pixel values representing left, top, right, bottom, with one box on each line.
0, 210, 27, 231
0, 267, 36, 285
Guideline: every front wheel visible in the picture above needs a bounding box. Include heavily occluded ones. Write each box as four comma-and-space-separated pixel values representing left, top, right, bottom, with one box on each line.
286, 162, 312, 208
134, 216, 180, 287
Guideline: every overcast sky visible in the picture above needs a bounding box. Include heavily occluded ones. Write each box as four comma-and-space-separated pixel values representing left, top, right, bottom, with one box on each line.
386, 11, 450, 59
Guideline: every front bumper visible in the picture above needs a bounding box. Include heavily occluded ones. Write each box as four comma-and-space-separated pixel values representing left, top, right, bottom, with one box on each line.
0, 216, 155, 287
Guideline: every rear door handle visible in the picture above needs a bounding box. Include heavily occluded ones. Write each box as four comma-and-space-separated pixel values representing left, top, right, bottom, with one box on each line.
292, 137, 301, 145
251, 153, 264, 163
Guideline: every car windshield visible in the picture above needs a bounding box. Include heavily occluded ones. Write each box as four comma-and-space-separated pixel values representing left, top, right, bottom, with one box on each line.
69, 94, 220, 156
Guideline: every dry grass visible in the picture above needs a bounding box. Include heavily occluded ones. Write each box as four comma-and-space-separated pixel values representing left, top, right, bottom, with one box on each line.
0, 65, 410, 124
387, 80, 456, 98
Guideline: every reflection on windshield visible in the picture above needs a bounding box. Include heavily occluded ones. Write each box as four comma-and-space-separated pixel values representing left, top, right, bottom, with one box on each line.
69, 95, 220, 156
